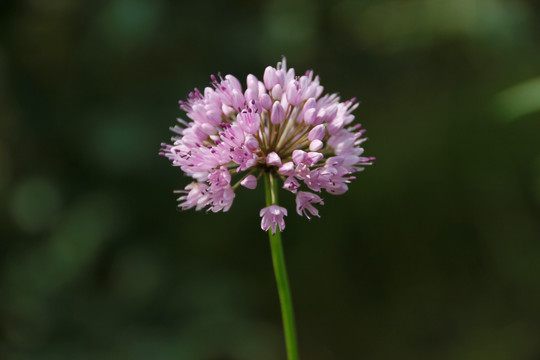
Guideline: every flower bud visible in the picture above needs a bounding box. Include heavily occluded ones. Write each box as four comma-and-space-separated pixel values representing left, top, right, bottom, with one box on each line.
306, 152, 324, 165
279, 161, 295, 176
246, 74, 259, 96
260, 93, 272, 110
266, 152, 282, 166
244, 88, 257, 104
286, 80, 302, 106
263, 66, 278, 90
271, 101, 285, 124
292, 150, 306, 165
244, 135, 259, 151
240, 174, 257, 189
303, 108, 317, 124
271, 84, 282, 100
308, 124, 326, 141
309, 140, 323, 151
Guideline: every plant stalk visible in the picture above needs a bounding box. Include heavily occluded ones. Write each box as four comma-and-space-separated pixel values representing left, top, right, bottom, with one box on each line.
264, 173, 300, 360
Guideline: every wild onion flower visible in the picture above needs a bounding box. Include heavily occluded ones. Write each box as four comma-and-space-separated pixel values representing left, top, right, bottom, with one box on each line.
160, 57, 374, 233
161, 58, 373, 360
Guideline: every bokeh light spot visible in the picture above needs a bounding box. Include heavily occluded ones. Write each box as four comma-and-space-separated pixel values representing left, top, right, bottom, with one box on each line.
495, 76, 540, 121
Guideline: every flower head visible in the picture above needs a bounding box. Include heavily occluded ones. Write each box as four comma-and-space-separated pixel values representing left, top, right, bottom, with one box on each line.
161, 57, 374, 232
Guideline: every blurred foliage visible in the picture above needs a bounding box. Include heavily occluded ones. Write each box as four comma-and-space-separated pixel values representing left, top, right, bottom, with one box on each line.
495, 76, 540, 120
1, 0, 540, 359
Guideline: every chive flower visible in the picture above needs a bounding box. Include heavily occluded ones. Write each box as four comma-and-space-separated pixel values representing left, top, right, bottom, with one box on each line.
160, 57, 373, 233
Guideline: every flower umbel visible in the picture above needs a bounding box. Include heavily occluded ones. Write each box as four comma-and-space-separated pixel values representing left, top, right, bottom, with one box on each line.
161, 57, 374, 232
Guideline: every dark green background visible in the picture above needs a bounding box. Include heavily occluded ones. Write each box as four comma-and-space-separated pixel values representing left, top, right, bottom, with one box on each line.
1, 0, 540, 359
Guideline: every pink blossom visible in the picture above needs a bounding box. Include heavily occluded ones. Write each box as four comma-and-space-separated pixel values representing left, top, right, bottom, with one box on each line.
295, 191, 324, 219
237, 110, 260, 134
161, 57, 373, 233
260, 205, 288, 234
283, 176, 300, 193
175, 182, 209, 211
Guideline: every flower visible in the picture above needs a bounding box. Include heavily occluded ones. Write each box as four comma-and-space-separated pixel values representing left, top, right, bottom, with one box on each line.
161, 57, 374, 232
260, 205, 288, 234
295, 191, 324, 220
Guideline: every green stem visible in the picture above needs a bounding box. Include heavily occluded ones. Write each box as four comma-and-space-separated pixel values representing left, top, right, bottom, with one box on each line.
264, 173, 300, 360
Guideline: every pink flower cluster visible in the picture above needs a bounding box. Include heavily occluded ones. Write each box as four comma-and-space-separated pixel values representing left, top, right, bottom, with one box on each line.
161, 58, 374, 233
